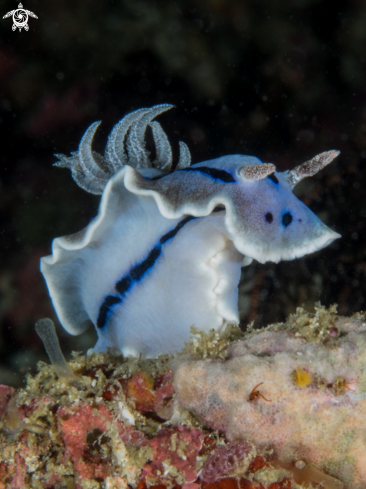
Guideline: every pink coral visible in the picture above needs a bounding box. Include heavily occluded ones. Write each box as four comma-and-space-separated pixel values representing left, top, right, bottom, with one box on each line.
7, 453, 27, 489
145, 425, 205, 484
57, 402, 114, 482
154, 371, 175, 420
0, 348, 316, 489
200, 442, 254, 483
102, 369, 175, 421
0, 385, 13, 418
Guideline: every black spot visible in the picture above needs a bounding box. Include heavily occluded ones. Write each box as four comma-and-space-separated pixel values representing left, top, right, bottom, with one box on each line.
282, 212, 293, 227
268, 174, 279, 184
265, 212, 273, 223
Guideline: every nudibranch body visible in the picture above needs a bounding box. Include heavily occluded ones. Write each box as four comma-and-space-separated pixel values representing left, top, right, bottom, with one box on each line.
41, 105, 340, 357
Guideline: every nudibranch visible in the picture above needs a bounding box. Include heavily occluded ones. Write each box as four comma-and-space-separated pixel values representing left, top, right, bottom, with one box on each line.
41, 104, 340, 357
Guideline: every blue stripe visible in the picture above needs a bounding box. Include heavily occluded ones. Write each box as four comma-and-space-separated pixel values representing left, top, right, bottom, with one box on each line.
97, 215, 197, 329
150, 166, 236, 183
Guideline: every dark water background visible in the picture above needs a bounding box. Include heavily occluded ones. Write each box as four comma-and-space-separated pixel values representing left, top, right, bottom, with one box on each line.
0, 0, 365, 386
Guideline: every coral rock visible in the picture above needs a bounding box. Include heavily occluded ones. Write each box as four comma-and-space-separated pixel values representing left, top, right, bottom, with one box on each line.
200, 442, 254, 483
174, 308, 366, 488
0, 307, 355, 488
0, 385, 13, 418
57, 402, 114, 482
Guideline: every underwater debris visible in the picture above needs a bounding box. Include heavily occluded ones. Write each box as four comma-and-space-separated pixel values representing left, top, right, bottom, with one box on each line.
2, 306, 365, 488
248, 382, 272, 402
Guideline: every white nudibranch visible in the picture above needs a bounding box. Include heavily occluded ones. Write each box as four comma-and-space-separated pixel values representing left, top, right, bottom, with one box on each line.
40, 104, 341, 357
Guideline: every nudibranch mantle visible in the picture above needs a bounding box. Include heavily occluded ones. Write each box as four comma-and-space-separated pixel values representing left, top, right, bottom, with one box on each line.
41, 104, 340, 357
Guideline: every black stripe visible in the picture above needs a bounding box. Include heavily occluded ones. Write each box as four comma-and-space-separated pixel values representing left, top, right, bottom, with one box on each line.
115, 276, 132, 296
268, 174, 279, 184
160, 216, 195, 244
150, 166, 235, 183
130, 247, 161, 280
181, 167, 236, 183
97, 215, 197, 328
97, 295, 121, 329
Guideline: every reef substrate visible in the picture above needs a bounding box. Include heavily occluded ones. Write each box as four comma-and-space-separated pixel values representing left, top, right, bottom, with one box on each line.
0, 305, 365, 489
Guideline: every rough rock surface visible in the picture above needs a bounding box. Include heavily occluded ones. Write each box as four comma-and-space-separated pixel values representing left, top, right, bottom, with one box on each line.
0, 349, 294, 489
0, 305, 359, 489
174, 305, 366, 489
